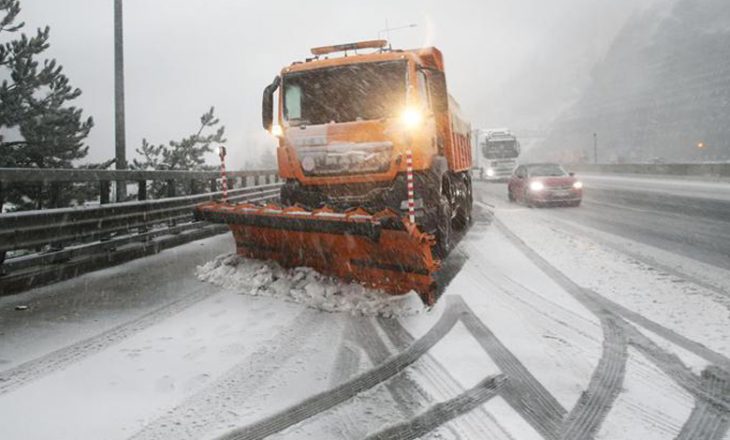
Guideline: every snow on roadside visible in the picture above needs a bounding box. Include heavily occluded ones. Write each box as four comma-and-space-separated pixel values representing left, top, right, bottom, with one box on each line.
497, 209, 730, 359
196, 254, 426, 317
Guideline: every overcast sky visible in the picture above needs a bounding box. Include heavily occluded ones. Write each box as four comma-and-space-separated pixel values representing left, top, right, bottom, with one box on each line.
15, 0, 661, 168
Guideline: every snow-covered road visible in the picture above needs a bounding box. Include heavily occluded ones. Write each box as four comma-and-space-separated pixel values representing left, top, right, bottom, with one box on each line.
0, 175, 728, 440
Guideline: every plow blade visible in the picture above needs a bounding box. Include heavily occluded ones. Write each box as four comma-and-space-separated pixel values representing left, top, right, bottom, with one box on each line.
194, 202, 440, 304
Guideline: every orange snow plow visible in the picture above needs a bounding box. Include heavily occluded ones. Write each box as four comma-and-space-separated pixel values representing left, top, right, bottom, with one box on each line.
194, 201, 440, 304
196, 40, 473, 305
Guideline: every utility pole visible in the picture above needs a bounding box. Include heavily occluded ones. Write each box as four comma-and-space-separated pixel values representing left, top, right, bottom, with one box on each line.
114, 0, 127, 201
593, 132, 598, 164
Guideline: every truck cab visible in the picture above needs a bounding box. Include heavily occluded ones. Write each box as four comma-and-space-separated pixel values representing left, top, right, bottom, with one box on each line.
472, 128, 521, 182
262, 40, 473, 255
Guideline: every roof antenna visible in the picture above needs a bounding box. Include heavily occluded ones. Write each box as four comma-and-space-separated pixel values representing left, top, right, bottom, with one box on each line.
377, 19, 418, 49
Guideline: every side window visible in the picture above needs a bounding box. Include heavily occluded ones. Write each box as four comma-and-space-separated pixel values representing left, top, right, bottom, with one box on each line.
417, 70, 430, 108
284, 84, 302, 120
428, 71, 448, 112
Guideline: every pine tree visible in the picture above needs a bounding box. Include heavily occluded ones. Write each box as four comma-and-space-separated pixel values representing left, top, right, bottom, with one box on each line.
132, 107, 226, 197
0, 0, 94, 209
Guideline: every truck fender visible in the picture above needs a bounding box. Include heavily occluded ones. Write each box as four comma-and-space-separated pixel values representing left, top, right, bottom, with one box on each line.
429, 155, 449, 180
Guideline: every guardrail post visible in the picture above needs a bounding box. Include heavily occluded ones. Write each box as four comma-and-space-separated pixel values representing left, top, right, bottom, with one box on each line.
137, 180, 147, 201
0, 180, 4, 274
99, 180, 112, 242
240, 176, 247, 188
166, 180, 175, 198
189, 179, 198, 195
209, 178, 217, 193
48, 182, 66, 253
166, 180, 177, 229
136, 180, 148, 236
100, 180, 110, 204
49, 182, 61, 208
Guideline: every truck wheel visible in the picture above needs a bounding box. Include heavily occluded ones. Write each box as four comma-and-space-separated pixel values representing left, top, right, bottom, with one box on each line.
466, 175, 473, 225
453, 175, 472, 231
434, 194, 452, 259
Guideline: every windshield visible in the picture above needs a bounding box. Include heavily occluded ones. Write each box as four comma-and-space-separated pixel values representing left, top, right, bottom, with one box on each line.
483, 140, 519, 159
527, 164, 567, 177
283, 61, 406, 125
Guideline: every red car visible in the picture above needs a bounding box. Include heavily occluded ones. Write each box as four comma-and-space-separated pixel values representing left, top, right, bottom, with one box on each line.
508, 163, 582, 207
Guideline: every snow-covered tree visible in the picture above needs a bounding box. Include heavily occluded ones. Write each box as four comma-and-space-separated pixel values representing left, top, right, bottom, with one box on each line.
132, 107, 226, 197
0, 0, 93, 169
0, 0, 94, 210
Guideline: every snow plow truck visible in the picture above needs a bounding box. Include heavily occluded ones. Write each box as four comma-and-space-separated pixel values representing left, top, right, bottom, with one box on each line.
195, 40, 472, 305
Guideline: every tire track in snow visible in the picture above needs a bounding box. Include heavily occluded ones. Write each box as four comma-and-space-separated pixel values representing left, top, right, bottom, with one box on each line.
628, 329, 730, 413
0, 287, 212, 396
495, 218, 730, 437
215, 298, 463, 440
676, 367, 730, 440
363, 374, 507, 440
585, 289, 730, 371
454, 296, 567, 440
542, 215, 729, 301
325, 326, 367, 440
129, 309, 330, 440
351, 318, 433, 419
561, 317, 628, 440
311, 318, 432, 440
494, 214, 730, 370
378, 316, 515, 440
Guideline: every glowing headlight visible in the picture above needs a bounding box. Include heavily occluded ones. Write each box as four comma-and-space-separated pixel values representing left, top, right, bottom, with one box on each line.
400, 108, 423, 128
270, 124, 283, 138
486, 168, 495, 177
529, 181, 544, 192
573, 181, 583, 189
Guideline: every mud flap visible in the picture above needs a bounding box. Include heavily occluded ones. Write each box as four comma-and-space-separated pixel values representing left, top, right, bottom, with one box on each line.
194, 202, 441, 304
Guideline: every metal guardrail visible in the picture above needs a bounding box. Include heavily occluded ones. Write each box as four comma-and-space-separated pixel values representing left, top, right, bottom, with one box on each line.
0, 184, 282, 254
0, 167, 282, 295
0, 167, 279, 206
565, 163, 730, 178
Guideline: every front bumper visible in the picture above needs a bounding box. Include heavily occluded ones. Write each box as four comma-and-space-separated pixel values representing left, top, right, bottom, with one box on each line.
529, 189, 582, 203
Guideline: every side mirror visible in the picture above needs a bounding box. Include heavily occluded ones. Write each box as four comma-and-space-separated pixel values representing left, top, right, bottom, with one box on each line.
569, 172, 575, 177
262, 76, 281, 131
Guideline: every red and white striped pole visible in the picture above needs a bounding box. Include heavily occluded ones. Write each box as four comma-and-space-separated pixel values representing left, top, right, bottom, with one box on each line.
406, 150, 416, 224
218, 146, 228, 203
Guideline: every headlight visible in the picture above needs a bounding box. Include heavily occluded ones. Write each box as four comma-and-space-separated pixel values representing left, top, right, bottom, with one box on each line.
529, 181, 544, 191
270, 124, 283, 138
573, 181, 583, 189
400, 108, 423, 128
486, 168, 495, 177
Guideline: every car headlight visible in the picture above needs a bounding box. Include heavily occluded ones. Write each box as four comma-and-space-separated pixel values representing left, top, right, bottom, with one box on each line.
573, 181, 583, 189
529, 181, 544, 192
400, 108, 423, 129
486, 168, 495, 177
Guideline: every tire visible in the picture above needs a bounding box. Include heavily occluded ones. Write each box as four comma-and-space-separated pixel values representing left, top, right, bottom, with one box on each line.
453, 174, 472, 231
434, 194, 452, 259
523, 189, 534, 208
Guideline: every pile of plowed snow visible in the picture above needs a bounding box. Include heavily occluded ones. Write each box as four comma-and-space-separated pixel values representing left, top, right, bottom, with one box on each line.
196, 254, 426, 317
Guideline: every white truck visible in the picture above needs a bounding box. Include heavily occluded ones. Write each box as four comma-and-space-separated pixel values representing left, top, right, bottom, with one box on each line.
471, 128, 521, 182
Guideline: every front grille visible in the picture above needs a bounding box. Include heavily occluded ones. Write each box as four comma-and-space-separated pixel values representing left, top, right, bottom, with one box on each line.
548, 184, 574, 190
298, 142, 393, 177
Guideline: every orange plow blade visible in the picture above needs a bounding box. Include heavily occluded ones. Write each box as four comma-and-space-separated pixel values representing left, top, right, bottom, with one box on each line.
194, 202, 440, 304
